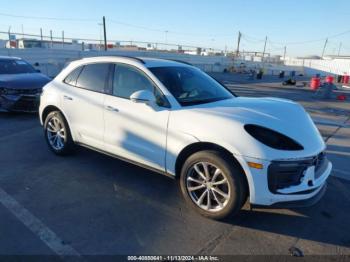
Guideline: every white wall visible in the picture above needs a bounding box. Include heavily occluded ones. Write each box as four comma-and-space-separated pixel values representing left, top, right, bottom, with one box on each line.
0, 48, 234, 77
284, 58, 350, 76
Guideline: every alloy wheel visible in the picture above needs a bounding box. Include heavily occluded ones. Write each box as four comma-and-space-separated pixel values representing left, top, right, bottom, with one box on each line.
46, 116, 66, 151
186, 162, 231, 212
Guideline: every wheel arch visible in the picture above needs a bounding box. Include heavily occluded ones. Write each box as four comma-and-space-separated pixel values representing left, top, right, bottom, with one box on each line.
41, 105, 75, 141
175, 142, 250, 196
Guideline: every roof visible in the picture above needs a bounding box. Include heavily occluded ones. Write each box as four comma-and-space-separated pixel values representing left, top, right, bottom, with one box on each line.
79, 56, 192, 68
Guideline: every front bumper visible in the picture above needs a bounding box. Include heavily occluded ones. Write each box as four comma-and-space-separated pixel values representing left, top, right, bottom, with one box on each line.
238, 153, 332, 207
0, 94, 40, 112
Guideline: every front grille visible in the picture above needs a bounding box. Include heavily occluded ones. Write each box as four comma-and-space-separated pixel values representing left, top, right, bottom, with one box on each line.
11, 96, 40, 112
314, 152, 327, 179
0, 88, 42, 95
15, 88, 42, 95
268, 152, 327, 194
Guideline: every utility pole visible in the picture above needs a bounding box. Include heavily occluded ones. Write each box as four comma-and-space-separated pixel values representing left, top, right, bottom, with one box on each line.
236, 31, 242, 57
321, 38, 328, 58
7, 26, 11, 45
50, 30, 53, 48
262, 36, 267, 59
103, 16, 107, 51
338, 42, 342, 56
62, 31, 65, 49
283, 46, 287, 61
40, 28, 43, 41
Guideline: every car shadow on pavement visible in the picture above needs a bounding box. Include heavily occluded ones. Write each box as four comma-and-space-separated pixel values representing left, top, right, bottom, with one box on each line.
220, 176, 350, 248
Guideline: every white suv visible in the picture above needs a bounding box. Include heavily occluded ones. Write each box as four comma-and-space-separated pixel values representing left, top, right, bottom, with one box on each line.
39, 56, 332, 219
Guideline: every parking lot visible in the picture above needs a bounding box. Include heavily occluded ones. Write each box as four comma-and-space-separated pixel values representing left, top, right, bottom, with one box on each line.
1, 73, 350, 257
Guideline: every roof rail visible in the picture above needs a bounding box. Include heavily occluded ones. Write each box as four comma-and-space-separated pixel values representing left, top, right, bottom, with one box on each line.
167, 59, 193, 66
82, 55, 145, 64
116, 55, 145, 64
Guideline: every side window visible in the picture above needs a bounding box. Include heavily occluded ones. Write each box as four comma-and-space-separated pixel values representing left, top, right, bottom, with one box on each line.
113, 64, 154, 98
112, 64, 169, 107
63, 66, 83, 86
75, 63, 110, 93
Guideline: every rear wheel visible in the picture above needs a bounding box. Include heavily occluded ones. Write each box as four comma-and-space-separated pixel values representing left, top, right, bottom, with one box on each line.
44, 111, 74, 155
180, 150, 247, 219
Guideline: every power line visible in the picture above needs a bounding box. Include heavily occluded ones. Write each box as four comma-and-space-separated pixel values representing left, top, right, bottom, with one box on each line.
1, 10, 349, 53
269, 29, 350, 46
241, 34, 265, 43
108, 18, 232, 38
0, 12, 97, 22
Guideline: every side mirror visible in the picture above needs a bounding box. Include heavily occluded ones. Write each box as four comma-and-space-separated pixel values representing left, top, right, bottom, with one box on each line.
35, 69, 41, 73
130, 90, 156, 105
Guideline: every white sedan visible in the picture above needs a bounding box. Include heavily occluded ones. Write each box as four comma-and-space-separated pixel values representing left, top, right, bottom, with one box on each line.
39, 56, 332, 219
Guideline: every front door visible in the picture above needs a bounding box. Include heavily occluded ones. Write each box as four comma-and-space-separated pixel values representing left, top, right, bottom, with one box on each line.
103, 63, 170, 171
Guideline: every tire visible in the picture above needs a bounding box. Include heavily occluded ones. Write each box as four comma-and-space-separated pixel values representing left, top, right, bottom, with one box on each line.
179, 150, 247, 220
44, 111, 74, 155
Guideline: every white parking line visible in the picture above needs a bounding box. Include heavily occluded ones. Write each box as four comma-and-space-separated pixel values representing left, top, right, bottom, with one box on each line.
332, 169, 350, 181
0, 187, 80, 257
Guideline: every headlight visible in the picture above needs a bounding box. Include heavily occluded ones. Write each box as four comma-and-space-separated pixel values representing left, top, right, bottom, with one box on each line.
244, 124, 304, 151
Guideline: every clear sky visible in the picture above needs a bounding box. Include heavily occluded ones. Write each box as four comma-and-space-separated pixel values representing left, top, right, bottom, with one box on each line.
0, 0, 349, 57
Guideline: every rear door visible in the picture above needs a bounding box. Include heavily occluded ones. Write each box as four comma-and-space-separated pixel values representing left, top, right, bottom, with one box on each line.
61, 63, 111, 149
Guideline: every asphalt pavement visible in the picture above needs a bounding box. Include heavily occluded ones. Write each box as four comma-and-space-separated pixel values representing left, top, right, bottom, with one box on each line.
0, 73, 349, 258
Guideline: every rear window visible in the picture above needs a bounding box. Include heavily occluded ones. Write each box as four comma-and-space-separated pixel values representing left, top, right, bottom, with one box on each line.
63, 66, 83, 86
75, 63, 110, 93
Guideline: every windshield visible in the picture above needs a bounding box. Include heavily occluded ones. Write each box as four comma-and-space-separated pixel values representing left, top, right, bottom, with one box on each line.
150, 66, 234, 106
0, 60, 36, 74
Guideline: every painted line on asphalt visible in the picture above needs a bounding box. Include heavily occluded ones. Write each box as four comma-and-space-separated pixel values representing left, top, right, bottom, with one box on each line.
332, 169, 350, 181
0, 187, 81, 257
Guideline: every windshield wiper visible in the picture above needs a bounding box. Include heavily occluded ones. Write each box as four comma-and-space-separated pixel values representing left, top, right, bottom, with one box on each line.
180, 97, 228, 106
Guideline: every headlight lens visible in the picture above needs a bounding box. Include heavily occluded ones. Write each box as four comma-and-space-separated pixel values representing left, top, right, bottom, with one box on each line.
244, 124, 304, 151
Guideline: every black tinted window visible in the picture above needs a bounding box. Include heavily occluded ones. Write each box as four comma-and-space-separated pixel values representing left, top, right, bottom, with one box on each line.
113, 64, 154, 98
0, 59, 36, 74
64, 66, 83, 86
76, 63, 110, 93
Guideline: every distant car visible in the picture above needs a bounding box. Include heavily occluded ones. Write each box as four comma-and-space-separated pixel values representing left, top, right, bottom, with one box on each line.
0, 56, 51, 112
39, 56, 332, 219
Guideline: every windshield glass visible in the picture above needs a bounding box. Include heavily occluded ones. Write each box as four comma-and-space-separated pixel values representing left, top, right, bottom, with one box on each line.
150, 66, 234, 106
0, 60, 36, 74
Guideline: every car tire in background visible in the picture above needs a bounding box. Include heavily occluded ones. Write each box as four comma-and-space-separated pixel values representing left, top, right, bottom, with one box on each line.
180, 150, 247, 220
44, 111, 74, 155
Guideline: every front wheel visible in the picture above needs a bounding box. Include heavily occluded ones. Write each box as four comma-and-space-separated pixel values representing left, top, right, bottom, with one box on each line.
44, 111, 74, 155
180, 150, 247, 220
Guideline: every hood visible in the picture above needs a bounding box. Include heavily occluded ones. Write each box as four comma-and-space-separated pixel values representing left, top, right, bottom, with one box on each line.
190, 97, 307, 125
0, 73, 51, 89
173, 97, 325, 159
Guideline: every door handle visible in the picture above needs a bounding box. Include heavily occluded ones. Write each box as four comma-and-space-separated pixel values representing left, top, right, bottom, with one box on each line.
106, 105, 119, 112
63, 95, 73, 101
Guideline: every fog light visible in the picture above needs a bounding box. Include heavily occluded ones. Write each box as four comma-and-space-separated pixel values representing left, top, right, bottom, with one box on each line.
248, 162, 264, 169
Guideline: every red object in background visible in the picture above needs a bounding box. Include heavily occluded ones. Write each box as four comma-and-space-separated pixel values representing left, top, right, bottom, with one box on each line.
343, 75, 350, 84
325, 76, 334, 83
310, 77, 321, 90
337, 95, 347, 101
9, 40, 17, 48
